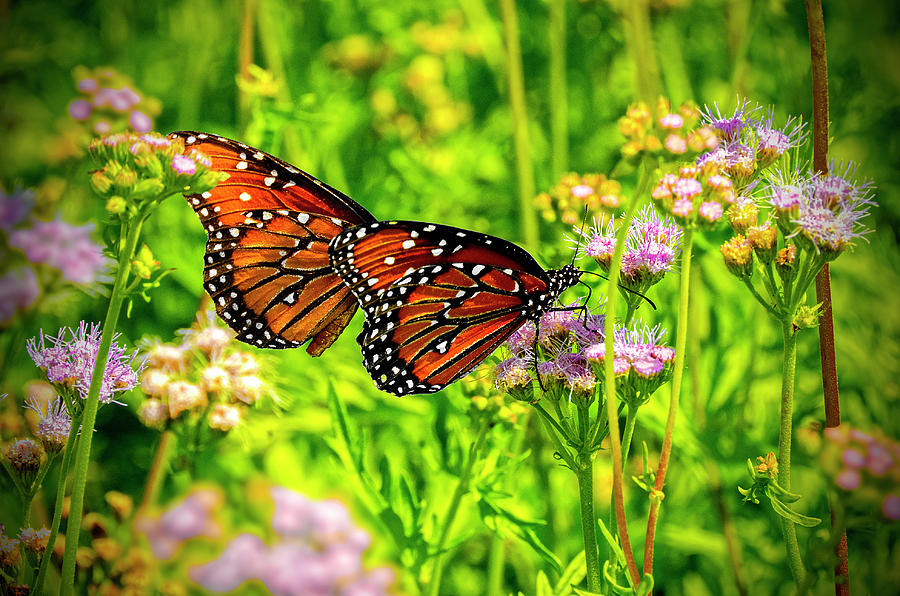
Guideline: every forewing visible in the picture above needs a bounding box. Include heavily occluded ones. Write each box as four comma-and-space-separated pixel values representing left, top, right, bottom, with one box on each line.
170, 131, 376, 354
329, 221, 550, 395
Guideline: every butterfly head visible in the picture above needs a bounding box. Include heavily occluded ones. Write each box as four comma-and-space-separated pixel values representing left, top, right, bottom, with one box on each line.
547, 264, 582, 301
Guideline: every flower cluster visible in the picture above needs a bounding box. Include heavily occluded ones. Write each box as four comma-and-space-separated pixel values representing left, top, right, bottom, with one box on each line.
650, 162, 737, 228
88, 131, 223, 219
67, 66, 159, 136
820, 425, 900, 521
697, 98, 807, 191
10, 218, 108, 285
26, 322, 142, 412
137, 311, 271, 433
1, 188, 109, 325
24, 392, 71, 453
191, 486, 395, 595
534, 172, 624, 224
576, 205, 682, 300
494, 309, 673, 409
619, 97, 719, 161
137, 489, 223, 559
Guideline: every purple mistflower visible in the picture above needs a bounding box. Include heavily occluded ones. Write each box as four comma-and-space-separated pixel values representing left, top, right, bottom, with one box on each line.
129, 110, 152, 133
506, 322, 535, 357
172, 154, 197, 175
9, 218, 108, 284
538, 308, 580, 345
25, 395, 71, 452
190, 533, 268, 592
835, 468, 861, 491
866, 444, 893, 476
626, 206, 682, 273
659, 113, 683, 129
573, 312, 605, 348
26, 321, 142, 404
699, 95, 759, 142
841, 448, 866, 468
883, 495, 900, 521
672, 199, 693, 218
139, 489, 222, 559
0, 187, 34, 231
271, 486, 313, 537
614, 322, 666, 363
698, 201, 724, 223
0, 267, 40, 323
77, 78, 98, 92
494, 357, 531, 391
792, 190, 873, 255
672, 177, 702, 199
69, 99, 92, 120
808, 160, 876, 210
754, 110, 807, 163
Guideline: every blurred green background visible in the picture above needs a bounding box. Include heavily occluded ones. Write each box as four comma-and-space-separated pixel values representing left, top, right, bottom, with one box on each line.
1, 0, 898, 594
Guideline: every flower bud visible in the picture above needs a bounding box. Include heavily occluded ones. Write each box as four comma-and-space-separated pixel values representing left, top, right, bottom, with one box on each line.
0, 532, 21, 569
91, 170, 113, 195
19, 527, 51, 554
3, 438, 43, 474
233, 375, 263, 404
105, 491, 134, 521
727, 199, 759, 234
209, 404, 242, 432
167, 381, 207, 418
138, 399, 168, 429
106, 195, 127, 214
755, 452, 779, 479
131, 178, 166, 202
720, 235, 754, 278
747, 223, 777, 263
775, 245, 796, 285
793, 304, 821, 331
141, 369, 170, 398
201, 366, 230, 393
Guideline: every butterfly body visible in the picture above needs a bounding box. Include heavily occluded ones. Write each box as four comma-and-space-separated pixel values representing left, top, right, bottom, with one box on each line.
329, 221, 582, 395
169, 131, 376, 355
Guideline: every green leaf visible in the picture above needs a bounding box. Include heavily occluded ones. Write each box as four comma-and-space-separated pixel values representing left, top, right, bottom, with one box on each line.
768, 494, 822, 527
536, 570, 554, 596
554, 551, 586, 596
634, 573, 654, 596
573, 587, 606, 596
766, 480, 803, 503
597, 518, 625, 567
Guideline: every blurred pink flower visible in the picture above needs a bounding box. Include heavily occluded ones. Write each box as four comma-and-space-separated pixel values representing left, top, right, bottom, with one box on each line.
138, 489, 222, 559
0, 267, 39, 323
190, 533, 267, 591
9, 218, 108, 284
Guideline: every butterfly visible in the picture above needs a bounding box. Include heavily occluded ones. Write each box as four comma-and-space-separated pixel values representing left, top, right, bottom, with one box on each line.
329, 221, 583, 396
168, 131, 377, 356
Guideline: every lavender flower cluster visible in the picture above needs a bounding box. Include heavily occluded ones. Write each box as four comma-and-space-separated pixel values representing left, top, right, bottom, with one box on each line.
67, 66, 158, 135
88, 132, 222, 217
190, 487, 394, 596
26, 321, 141, 409
820, 425, 900, 521
576, 205, 682, 295
1, 188, 108, 324
137, 312, 269, 433
618, 97, 719, 161
494, 308, 674, 407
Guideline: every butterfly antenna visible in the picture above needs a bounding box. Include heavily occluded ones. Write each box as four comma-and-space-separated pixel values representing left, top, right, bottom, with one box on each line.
579, 270, 657, 310
533, 322, 546, 392
571, 205, 591, 267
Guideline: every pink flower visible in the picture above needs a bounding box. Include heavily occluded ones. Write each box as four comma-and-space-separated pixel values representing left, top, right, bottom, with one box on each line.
698, 201, 723, 222
0, 267, 39, 323
129, 110, 152, 133
69, 99, 92, 120
659, 113, 684, 129
9, 218, 108, 284
172, 154, 197, 175
190, 534, 267, 591
883, 494, 900, 520
665, 134, 687, 154
570, 184, 594, 198
835, 468, 861, 491
77, 78, 98, 92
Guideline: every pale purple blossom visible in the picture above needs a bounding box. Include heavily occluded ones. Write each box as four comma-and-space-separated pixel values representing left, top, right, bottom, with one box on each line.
835, 468, 861, 491
129, 110, 152, 133
26, 322, 142, 405
0, 267, 39, 323
25, 395, 71, 451
0, 188, 34, 231
659, 113, 683, 129
172, 154, 197, 175
9, 218, 108, 284
189, 533, 267, 591
506, 322, 535, 358
754, 110, 807, 160
672, 177, 702, 199
69, 100, 92, 120
570, 184, 593, 198
698, 201, 723, 223
883, 495, 900, 520
494, 357, 531, 391
140, 489, 222, 559
699, 95, 759, 142
77, 78, 98, 92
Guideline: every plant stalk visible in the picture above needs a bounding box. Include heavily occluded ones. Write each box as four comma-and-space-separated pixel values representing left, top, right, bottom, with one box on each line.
805, 0, 849, 591
778, 320, 805, 586
549, 0, 568, 178
577, 403, 601, 591
499, 0, 539, 253
60, 219, 143, 593
643, 226, 693, 581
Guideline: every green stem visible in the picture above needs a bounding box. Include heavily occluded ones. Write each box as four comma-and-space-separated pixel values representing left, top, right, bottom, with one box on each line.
426, 422, 490, 596
59, 219, 144, 593
620, 405, 638, 469
622, 0, 662, 102
741, 278, 779, 317
532, 402, 576, 470
487, 533, 505, 596
778, 320, 805, 586
576, 403, 601, 591
499, 0, 539, 253
549, 0, 568, 179
33, 420, 80, 595
602, 160, 652, 587
643, 227, 694, 581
